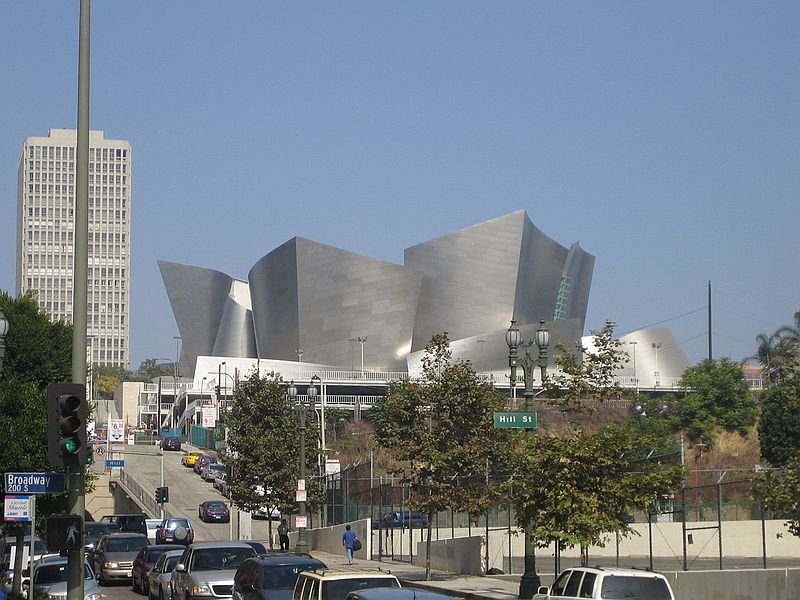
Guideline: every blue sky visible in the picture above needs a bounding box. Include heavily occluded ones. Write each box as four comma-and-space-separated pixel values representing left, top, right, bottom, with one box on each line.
1, 2, 798, 369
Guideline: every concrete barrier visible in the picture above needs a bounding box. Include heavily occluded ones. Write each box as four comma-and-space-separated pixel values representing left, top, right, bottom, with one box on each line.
665, 568, 799, 600
288, 518, 372, 561
415, 536, 483, 575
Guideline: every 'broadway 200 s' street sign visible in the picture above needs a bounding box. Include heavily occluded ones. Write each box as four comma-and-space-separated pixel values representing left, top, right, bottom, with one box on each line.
493, 411, 537, 429
4, 473, 66, 494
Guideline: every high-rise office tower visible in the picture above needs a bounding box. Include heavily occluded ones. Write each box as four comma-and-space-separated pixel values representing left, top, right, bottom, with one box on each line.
16, 129, 132, 367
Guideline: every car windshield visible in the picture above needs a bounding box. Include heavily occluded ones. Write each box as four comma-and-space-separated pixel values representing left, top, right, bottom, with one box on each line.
34, 563, 93, 584
600, 576, 672, 600
85, 523, 108, 536
206, 502, 226, 509
146, 548, 173, 564
209, 465, 225, 472
260, 565, 315, 589
163, 554, 182, 573
323, 578, 400, 600
165, 519, 190, 530
190, 548, 254, 571
107, 537, 148, 552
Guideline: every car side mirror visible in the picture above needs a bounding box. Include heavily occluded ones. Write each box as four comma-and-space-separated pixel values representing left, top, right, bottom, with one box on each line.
243, 584, 256, 593
175, 564, 186, 572
537, 586, 549, 595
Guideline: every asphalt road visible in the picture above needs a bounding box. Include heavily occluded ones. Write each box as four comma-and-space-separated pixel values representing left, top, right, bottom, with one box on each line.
104, 445, 282, 545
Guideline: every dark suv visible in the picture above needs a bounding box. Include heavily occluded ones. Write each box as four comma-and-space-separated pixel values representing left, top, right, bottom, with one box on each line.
373, 511, 428, 529
156, 517, 195, 546
100, 513, 148, 535
233, 554, 327, 600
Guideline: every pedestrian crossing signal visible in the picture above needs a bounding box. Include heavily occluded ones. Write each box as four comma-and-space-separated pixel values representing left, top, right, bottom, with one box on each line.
45, 514, 84, 551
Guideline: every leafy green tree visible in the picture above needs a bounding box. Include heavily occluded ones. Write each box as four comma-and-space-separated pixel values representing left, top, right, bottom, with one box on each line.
758, 376, 800, 467
0, 291, 71, 387
372, 333, 515, 579
511, 427, 685, 551
137, 358, 177, 380
544, 321, 627, 415
678, 358, 756, 444
511, 322, 684, 556
220, 371, 322, 548
96, 374, 120, 399
753, 453, 800, 537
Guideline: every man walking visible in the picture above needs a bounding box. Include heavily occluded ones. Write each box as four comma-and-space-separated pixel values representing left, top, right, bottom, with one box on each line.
278, 518, 290, 552
342, 524, 357, 565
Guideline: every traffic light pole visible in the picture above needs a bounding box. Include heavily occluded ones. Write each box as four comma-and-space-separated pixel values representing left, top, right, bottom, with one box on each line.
69, 3, 90, 600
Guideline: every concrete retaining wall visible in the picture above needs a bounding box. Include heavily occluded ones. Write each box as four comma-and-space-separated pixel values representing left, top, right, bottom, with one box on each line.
288, 518, 371, 561
415, 536, 483, 575
665, 568, 800, 600
373, 520, 800, 572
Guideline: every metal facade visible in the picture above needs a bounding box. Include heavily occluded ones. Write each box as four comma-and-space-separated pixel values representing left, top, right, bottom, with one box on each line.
159, 211, 595, 375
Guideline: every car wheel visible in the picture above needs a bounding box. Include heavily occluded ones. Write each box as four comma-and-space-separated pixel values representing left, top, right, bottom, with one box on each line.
97, 571, 106, 587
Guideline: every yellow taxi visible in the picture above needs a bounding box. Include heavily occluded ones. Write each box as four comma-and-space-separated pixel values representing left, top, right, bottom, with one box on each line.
181, 450, 204, 467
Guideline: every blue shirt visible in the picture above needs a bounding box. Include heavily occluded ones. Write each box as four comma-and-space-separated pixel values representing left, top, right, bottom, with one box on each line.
343, 529, 357, 548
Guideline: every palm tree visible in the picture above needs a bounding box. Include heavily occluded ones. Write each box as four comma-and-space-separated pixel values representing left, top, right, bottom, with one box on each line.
776, 310, 800, 345
751, 332, 797, 385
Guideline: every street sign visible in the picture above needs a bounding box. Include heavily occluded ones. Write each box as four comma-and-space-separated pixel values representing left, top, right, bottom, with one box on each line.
109, 419, 125, 443
493, 411, 537, 428
4, 496, 31, 522
45, 514, 84, 550
295, 515, 308, 528
4, 473, 66, 494
105, 459, 124, 468
295, 490, 307, 502
95, 445, 105, 456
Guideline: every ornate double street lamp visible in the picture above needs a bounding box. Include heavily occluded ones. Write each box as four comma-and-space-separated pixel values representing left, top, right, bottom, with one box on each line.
506, 319, 550, 599
288, 375, 320, 554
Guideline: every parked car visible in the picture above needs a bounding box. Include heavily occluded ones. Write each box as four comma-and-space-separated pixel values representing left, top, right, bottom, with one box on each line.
85, 522, 111, 551
181, 451, 204, 468
233, 553, 327, 600
161, 437, 182, 451
99, 513, 148, 535
241, 541, 268, 555
291, 570, 400, 600
199, 500, 231, 523
533, 566, 675, 600
213, 472, 228, 494
171, 541, 257, 600
372, 511, 428, 529
148, 549, 184, 600
1, 536, 48, 593
132, 544, 185, 595
91, 532, 150, 585
156, 517, 195, 546
194, 455, 218, 475
28, 555, 102, 600
345, 590, 453, 600
202, 463, 226, 483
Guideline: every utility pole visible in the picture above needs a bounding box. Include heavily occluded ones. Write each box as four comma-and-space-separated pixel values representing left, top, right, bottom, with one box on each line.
68, 3, 90, 600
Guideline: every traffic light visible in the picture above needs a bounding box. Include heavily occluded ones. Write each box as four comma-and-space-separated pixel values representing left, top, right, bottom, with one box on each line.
45, 514, 84, 551
155, 486, 169, 504
47, 383, 88, 471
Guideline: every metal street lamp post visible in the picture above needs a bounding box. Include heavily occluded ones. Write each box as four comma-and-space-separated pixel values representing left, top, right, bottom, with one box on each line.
289, 378, 318, 554
506, 319, 549, 599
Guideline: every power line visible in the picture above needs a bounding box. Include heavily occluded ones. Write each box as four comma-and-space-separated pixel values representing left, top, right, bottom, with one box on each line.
617, 307, 706, 337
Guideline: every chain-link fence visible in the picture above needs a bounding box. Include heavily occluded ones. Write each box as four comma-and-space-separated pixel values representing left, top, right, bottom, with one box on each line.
323, 461, 798, 573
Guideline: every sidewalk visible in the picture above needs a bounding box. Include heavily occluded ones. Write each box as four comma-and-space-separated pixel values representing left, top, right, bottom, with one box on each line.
309, 550, 523, 600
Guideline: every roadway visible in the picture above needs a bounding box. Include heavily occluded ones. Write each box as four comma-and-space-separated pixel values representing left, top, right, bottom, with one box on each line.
103, 445, 281, 544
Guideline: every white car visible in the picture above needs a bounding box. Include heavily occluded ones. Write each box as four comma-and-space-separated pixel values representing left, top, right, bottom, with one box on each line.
146, 518, 162, 542
27, 555, 102, 600
534, 566, 675, 600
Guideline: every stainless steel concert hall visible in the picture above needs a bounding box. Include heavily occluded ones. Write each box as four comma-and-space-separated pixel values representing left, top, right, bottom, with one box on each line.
159, 210, 595, 376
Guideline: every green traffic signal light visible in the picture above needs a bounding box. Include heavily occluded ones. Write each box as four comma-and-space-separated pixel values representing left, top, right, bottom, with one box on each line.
64, 437, 80, 454
47, 384, 87, 470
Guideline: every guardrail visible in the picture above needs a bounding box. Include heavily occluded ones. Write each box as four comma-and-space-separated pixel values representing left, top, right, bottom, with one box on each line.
119, 469, 160, 518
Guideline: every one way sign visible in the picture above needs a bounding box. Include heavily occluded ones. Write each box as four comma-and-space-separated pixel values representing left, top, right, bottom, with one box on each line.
45, 514, 84, 550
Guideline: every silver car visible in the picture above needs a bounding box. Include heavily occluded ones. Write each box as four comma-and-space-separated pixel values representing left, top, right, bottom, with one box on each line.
171, 542, 256, 600
148, 549, 184, 600
29, 555, 102, 600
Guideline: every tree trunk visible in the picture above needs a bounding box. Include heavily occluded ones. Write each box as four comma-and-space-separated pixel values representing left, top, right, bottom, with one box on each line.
11, 526, 25, 599
425, 507, 434, 580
